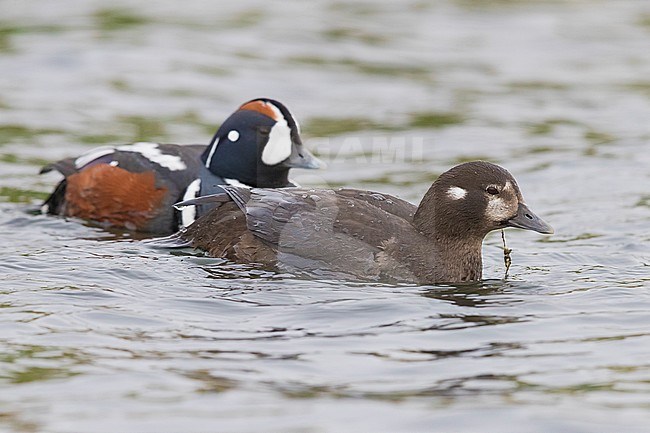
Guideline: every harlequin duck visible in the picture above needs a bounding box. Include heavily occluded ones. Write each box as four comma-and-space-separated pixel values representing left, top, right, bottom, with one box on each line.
159, 161, 553, 283
40, 98, 321, 234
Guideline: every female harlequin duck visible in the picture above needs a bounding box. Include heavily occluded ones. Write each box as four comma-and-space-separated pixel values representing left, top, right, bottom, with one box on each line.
159, 161, 553, 284
40, 98, 321, 234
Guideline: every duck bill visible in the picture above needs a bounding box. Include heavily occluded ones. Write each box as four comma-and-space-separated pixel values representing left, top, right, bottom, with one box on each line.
506, 203, 554, 234
281, 142, 323, 169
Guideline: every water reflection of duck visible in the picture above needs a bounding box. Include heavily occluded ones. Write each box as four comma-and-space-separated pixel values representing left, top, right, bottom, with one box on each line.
420, 280, 535, 309
39, 98, 321, 234
163, 161, 553, 284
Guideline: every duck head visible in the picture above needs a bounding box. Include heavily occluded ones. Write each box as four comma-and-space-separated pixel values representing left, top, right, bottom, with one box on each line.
414, 161, 553, 240
201, 98, 322, 187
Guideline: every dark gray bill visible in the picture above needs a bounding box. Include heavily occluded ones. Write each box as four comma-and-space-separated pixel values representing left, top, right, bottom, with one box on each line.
281, 143, 323, 169
506, 202, 554, 234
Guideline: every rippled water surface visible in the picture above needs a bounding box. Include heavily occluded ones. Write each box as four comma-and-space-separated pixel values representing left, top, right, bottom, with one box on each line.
1, 1, 650, 431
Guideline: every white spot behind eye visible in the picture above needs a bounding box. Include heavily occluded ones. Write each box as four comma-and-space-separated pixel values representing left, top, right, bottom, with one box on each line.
485, 196, 511, 221
227, 130, 240, 142
447, 186, 467, 200
261, 118, 292, 165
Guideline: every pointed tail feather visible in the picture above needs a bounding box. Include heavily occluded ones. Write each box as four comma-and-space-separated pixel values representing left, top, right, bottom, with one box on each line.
40, 158, 77, 176
174, 193, 232, 209
174, 186, 251, 213
222, 185, 251, 213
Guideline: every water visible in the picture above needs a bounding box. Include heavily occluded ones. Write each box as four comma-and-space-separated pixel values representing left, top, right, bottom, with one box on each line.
1, 0, 650, 431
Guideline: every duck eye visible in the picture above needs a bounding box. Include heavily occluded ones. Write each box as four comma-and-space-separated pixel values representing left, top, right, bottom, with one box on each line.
486, 186, 499, 195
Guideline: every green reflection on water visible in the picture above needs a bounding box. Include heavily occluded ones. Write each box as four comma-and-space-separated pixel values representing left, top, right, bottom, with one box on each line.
451, 155, 493, 164
0, 23, 64, 53
0, 411, 40, 433
525, 146, 556, 154
525, 118, 581, 136
107, 111, 218, 143
456, 0, 567, 9
323, 27, 387, 45
508, 81, 569, 91
78, 134, 125, 145
327, 2, 381, 16
288, 56, 432, 81
118, 115, 167, 142
0, 187, 49, 203
109, 79, 130, 92
304, 117, 391, 137
584, 130, 616, 145
343, 59, 431, 80
621, 81, 650, 98
228, 9, 266, 29
538, 233, 602, 243
635, 195, 650, 207
0, 154, 50, 166
4, 366, 78, 384
0, 125, 64, 144
94, 8, 150, 32
409, 112, 465, 129
0, 346, 84, 384
638, 14, 650, 29
183, 370, 237, 393
304, 111, 464, 137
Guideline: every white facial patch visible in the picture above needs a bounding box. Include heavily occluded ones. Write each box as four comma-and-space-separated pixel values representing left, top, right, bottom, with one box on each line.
485, 195, 513, 221
261, 117, 292, 166
118, 142, 187, 171
447, 186, 468, 200
227, 130, 240, 142
180, 178, 201, 227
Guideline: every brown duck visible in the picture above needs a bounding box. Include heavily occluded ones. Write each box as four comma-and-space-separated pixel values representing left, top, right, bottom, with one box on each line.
157, 161, 553, 283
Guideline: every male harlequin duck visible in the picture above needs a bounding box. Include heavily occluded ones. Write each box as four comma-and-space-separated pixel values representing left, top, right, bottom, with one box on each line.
40, 98, 321, 234
157, 161, 553, 284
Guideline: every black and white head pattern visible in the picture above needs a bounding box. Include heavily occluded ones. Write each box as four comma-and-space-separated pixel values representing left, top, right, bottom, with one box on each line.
203, 98, 300, 170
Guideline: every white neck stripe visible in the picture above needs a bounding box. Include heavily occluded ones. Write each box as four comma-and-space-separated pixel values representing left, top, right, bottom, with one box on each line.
204, 137, 220, 168
180, 178, 201, 227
